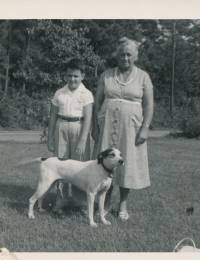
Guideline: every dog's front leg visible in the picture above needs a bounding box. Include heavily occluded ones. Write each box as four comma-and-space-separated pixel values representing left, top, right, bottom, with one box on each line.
87, 192, 97, 227
99, 191, 111, 225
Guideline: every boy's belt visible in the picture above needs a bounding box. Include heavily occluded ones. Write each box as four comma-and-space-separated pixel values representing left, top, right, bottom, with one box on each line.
58, 115, 84, 122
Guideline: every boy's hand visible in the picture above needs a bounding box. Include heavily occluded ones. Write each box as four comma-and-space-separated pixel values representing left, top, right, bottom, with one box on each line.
75, 139, 86, 157
47, 137, 55, 152
135, 126, 149, 146
91, 124, 99, 143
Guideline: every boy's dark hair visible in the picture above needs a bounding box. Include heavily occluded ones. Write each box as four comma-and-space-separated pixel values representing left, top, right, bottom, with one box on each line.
64, 58, 85, 73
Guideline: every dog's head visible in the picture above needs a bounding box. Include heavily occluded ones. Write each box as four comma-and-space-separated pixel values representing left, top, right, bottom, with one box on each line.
97, 148, 124, 170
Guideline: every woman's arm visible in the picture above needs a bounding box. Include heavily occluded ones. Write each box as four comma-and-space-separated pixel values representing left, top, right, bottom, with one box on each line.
142, 84, 154, 129
47, 103, 58, 152
76, 103, 93, 156
135, 78, 154, 146
94, 76, 105, 115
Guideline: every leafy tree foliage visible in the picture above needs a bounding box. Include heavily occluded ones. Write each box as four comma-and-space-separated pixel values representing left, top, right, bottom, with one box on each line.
0, 19, 200, 130
10, 20, 100, 94
0, 19, 100, 128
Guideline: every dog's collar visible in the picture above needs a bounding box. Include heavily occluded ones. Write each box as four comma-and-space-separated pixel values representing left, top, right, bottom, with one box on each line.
101, 162, 114, 178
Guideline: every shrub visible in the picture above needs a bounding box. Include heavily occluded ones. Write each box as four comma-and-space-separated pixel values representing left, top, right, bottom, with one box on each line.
178, 97, 200, 138
152, 100, 172, 129
151, 98, 200, 139
0, 92, 51, 130
181, 116, 200, 138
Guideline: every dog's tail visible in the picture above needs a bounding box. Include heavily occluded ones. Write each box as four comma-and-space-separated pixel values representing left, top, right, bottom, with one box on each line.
17, 157, 47, 166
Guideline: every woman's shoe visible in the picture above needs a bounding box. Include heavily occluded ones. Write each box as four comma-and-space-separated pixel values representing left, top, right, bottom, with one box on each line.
118, 211, 129, 221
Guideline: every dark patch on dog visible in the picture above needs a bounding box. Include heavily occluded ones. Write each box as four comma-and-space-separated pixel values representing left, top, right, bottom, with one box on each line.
41, 157, 48, 161
186, 207, 194, 215
97, 148, 114, 164
58, 158, 66, 161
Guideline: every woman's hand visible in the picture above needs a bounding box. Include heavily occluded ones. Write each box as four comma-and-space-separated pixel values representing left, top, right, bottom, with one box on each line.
135, 126, 149, 146
47, 136, 55, 152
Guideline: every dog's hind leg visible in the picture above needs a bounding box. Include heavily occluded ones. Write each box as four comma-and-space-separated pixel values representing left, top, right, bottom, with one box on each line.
57, 181, 64, 198
68, 183, 72, 197
28, 180, 54, 219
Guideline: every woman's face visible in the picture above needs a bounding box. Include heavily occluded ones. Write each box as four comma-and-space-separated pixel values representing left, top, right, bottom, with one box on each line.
117, 44, 137, 71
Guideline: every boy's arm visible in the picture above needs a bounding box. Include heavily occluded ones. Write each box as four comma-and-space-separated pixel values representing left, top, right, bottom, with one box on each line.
76, 103, 93, 156
92, 74, 105, 142
47, 103, 58, 152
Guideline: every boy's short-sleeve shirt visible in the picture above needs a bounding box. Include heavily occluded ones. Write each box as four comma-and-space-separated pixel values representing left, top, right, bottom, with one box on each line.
52, 83, 94, 117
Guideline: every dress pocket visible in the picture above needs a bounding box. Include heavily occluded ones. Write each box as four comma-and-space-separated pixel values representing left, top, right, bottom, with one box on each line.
129, 115, 143, 130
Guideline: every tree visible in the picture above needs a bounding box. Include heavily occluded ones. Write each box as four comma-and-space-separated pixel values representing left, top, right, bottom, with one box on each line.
1, 19, 200, 129
19, 20, 100, 94
0, 19, 100, 128
0, 20, 12, 102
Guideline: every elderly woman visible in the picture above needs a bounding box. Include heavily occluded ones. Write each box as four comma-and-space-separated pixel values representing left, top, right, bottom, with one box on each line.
92, 37, 154, 221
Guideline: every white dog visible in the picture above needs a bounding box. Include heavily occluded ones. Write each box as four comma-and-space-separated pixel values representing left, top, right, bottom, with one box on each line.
28, 148, 123, 227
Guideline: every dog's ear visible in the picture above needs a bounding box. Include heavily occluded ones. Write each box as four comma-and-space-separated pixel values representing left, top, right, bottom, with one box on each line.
97, 152, 103, 164
97, 148, 113, 164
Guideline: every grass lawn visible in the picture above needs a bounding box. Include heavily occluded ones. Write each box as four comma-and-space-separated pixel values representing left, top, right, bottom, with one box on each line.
0, 137, 200, 252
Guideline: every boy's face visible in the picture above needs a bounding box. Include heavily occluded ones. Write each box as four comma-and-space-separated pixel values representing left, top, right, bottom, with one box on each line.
65, 68, 84, 91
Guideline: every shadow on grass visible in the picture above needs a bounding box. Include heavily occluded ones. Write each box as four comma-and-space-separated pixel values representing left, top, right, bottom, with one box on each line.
0, 182, 33, 202
0, 182, 89, 218
0, 182, 56, 214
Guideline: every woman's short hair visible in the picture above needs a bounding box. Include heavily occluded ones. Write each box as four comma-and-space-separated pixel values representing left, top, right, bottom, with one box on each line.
64, 58, 85, 73
115, 37, 141, 60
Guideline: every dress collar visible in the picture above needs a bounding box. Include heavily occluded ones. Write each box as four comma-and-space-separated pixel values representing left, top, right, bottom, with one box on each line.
114, 66, 138, 86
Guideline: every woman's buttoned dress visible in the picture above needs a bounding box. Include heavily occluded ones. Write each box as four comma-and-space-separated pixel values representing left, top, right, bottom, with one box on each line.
94, 67, 153, 189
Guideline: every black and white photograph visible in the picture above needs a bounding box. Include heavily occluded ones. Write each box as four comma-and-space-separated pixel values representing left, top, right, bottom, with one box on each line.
0, 0, 200, 258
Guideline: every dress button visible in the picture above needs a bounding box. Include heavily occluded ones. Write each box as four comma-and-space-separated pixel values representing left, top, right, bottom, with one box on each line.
111, 132, 118, 139
110, 142, 117, 148
112, 119, 118, 125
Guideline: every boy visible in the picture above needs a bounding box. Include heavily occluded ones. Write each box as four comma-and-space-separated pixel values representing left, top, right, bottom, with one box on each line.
48, 58, 94, 213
